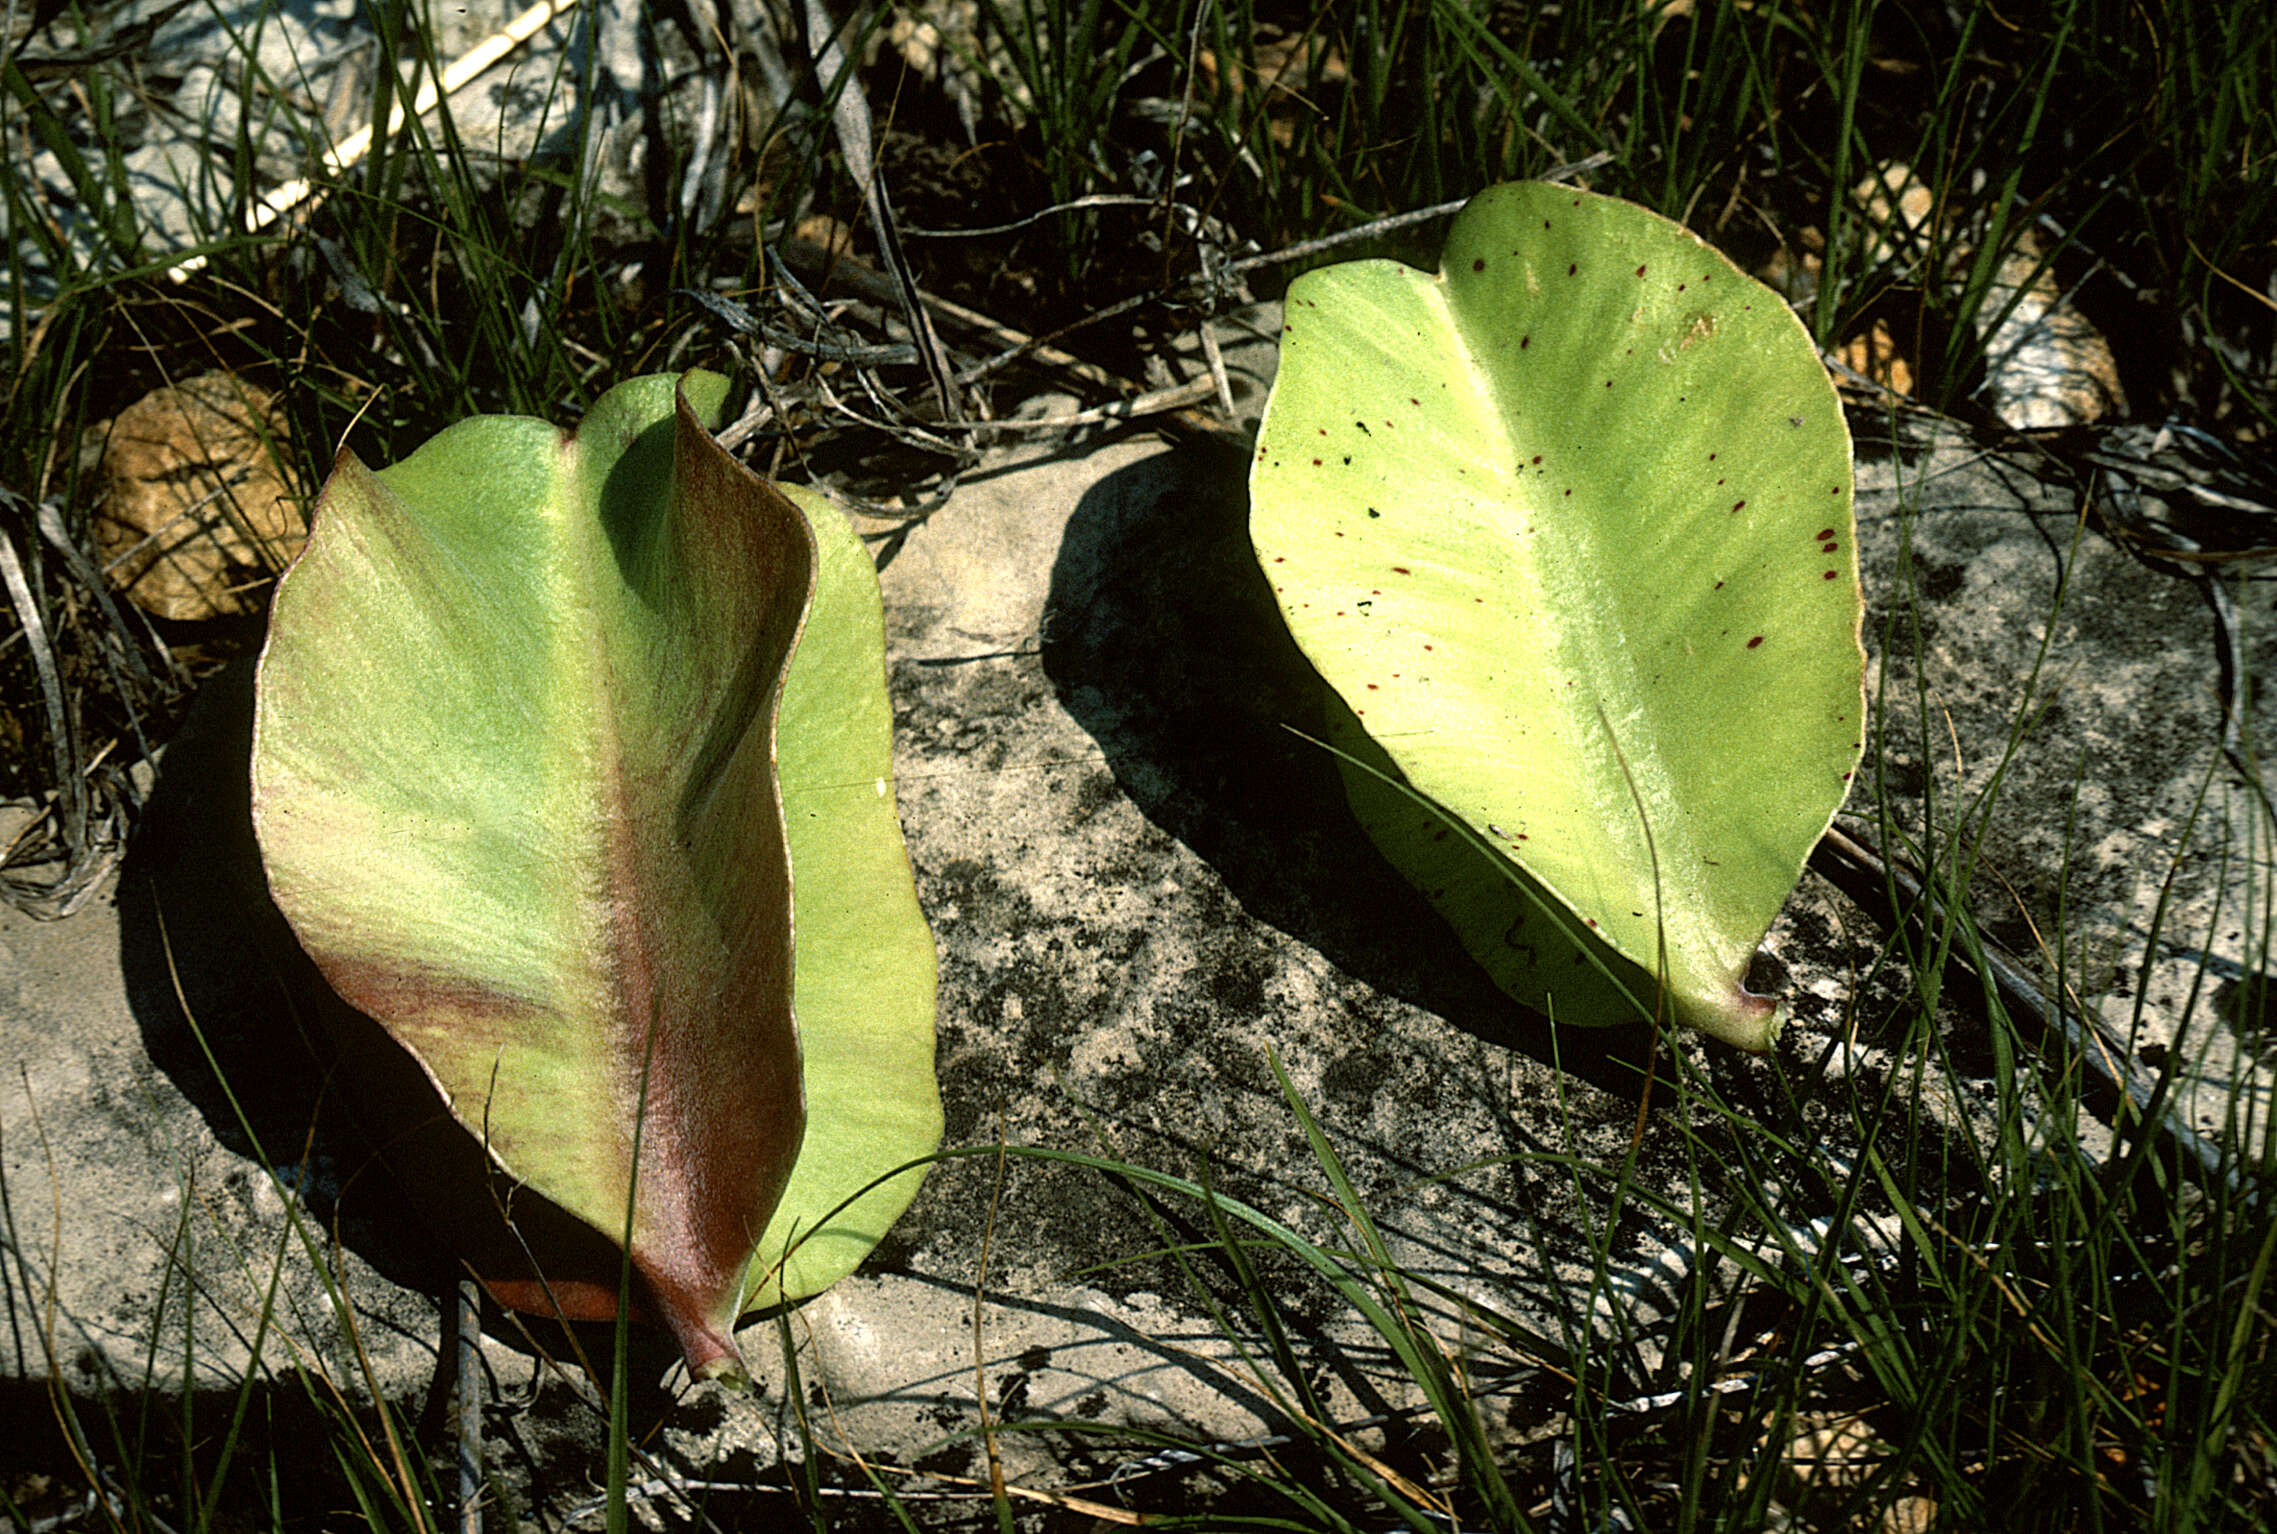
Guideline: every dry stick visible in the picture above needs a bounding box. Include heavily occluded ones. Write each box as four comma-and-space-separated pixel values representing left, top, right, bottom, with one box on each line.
568, 1472, 1148, 1525
940, 378, 1220, 435
771, 236, 1189, 436
165, 0, 579, 281
3, 0, 199, 80
1197, 320, 1237, 417
797, 0, 961, 425
775, 236, 1125, 400
787, 153, 1620, 443
970, 1132, 1012, 1513
5, 481, 169, 904
954, 286, 1164, 391
457, 1279, 484, 1534
775, 238, 1239, 445
1222, 151, 1616, 279
31, 497, 160, 698
1811, 823, 2236, 1192
901, 193, 1175, 241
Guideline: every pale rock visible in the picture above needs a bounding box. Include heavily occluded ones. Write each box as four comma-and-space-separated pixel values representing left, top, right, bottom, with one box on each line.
85, 373, 302, 622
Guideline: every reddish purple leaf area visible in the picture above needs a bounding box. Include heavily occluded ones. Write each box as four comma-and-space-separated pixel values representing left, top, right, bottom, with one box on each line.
254, 385, 822, 1382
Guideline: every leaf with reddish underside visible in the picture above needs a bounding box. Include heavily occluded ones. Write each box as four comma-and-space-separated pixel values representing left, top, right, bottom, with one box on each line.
251, 373, 938, 1381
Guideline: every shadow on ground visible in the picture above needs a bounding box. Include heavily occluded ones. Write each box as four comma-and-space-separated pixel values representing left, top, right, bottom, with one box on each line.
1042, 436, 1661, 1104
113, 663, 691, 1389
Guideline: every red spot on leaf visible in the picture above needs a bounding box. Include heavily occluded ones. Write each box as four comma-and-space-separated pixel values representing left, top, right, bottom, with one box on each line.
1520, 335, 1531, 349
1473, 257, 1487, 272
1392, 566, 1411, 574
1815, 528, 1836, 541
1822, 541, 1837, 553
1823, 570, 1838, 579
1567, 262, 1577, 275
1747, 635, 1764, 648
1732, 499, 1746, 512
1636, 264, 1647, 277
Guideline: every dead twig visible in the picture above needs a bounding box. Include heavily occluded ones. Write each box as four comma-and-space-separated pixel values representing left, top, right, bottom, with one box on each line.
797, 0, 963, 427
457, 1279, 484, 1534
1224, 151, 1615, 278
775, 235, 1130, 399
1811, 822, 2241, 1197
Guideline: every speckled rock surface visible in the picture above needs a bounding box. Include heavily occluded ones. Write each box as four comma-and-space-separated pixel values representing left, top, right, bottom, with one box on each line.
2, 356, 2268, 1523
1846, 411, 2275, 1142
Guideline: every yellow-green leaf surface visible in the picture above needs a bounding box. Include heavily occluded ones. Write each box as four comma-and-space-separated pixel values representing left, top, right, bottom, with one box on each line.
251, 373, 937, 1380
1250, 183, 1864, 1049
757, 478, 940, 1310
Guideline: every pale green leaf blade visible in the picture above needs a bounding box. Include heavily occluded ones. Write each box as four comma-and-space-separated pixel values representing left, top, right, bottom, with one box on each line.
748, 481, 942, 1308
1251, 182, 1864, 1048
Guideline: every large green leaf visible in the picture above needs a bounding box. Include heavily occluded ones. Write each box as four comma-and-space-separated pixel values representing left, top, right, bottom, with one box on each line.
1250, 183, 1864, 1049
251, 373, 937, 1380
